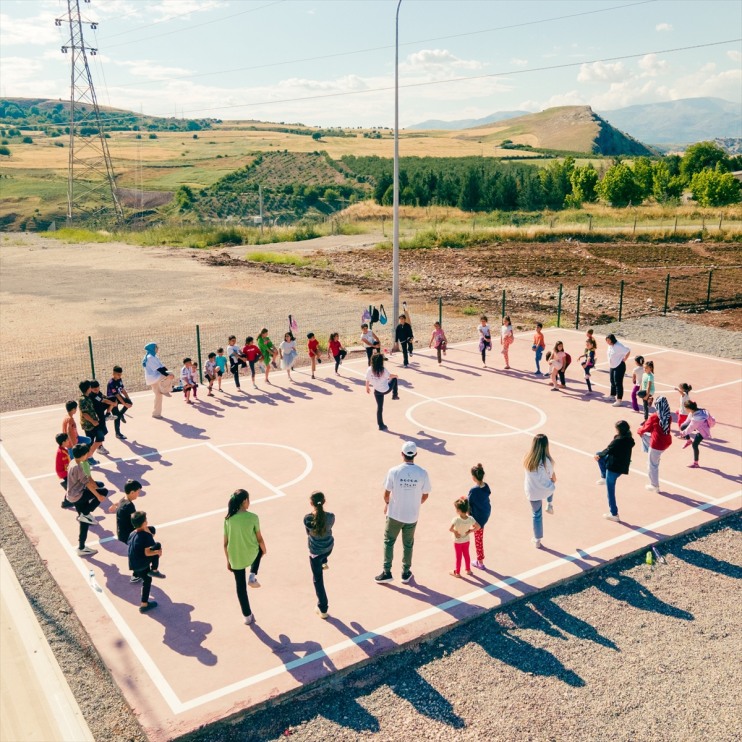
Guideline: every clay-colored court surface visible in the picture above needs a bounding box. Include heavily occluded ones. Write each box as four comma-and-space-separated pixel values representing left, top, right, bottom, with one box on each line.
1, 328, 740, 740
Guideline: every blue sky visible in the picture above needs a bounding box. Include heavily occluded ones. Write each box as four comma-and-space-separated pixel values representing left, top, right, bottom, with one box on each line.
1, 0, 740, 126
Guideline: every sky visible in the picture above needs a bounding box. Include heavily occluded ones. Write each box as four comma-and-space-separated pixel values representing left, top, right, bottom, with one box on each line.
1, 0, 740, 127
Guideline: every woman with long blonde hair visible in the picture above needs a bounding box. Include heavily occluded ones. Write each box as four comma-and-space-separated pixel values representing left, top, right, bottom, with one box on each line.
523, 434, 556, 548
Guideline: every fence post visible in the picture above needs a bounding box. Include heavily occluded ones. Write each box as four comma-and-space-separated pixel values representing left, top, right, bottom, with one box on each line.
618, 280, 625, 322
673, 215, 678, 235
557, 283, 563, 328
706, 270, 713, 311
663, 273, 670, 316
438, 296, 442, 326
501, 289, 506, 319
575, 285, 581, 329
701, 216, 706, 233
87, 336, 95, 379
718, 213, 723, 231
588, 215, 592, 232
196, 324, 204, 383
633, 216, 637, 235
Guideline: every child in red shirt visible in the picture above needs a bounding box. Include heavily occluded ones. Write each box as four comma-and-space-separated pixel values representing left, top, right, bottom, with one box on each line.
55, 433, 74, 509
327, 332, 347, 374
242, 336, 262, 390
307, 333, 322, 379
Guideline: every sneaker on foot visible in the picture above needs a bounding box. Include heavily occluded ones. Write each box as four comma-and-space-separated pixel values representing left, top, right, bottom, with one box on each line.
603, 513, 620, 522
77, 546, 98, 557
87, 457, 99, 465
472, 559, 485, 569
546, 503, 554, 514
596, 478, 606, 485
450, 571, 461, 578
401, 570, 413, 583
316, 608, 329, 619
61, 500, 74, 509
465, 570, 474, 576
77, 513, 96, 525
682, 440, 692, 449
532, 538, 542, 548
244, 614, 255, 625
139, 601, 158, 614
130, 575, 143, 584
612, 400, 623, 407
645, 484, 659, 492
116, 433, 127, 440
98, 446, 109, 455
248, 573, 261, 588
375, 571, 393, 584
378, 424, 388, 431
688, 462, 700, 468
148, 570, 166, 579
322, 562, 329, 570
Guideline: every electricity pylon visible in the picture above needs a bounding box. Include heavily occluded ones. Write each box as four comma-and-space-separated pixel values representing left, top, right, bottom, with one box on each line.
58, 0, 123, 225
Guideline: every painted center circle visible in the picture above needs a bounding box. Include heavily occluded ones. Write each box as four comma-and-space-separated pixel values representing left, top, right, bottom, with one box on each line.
405, 395, 546, 438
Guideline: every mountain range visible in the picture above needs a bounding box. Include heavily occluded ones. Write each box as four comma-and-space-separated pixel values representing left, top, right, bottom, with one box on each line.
408, 97, 741, 146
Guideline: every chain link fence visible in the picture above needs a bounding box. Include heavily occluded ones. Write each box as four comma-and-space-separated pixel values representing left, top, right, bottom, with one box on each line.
0, 270, 738, 413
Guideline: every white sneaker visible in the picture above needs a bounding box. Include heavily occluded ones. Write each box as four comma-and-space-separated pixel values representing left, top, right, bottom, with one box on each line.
532, 538, 542, 548
77, 514, 96, 525
77, 546, 98, 557
97, 445, 109, 455
248, 573, 261, 588
596, 478, 606, 485
645, 484, 659, 492
546, 503, 554, 515
316, 608, 329, 619
243, 614, 255, 625
603, 513, 620, 522
612, 400, 623, 407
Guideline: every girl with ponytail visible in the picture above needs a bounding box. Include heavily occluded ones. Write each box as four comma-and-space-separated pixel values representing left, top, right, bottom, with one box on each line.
467, 463, 491, 569
223, 489, 267, 625
303, 491, 335, 619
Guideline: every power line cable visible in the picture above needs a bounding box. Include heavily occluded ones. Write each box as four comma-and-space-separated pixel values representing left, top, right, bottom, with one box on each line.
25, 38, 741, 129
103, 0, 657, 88
104, 0, 286, 49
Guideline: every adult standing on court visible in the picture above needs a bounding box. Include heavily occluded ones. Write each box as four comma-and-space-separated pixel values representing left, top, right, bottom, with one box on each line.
595, 420, 635, 522
375, 441, 431, 584
303, 491, 335, 619
224, 489, 266, 626
637, 395, 672, 492
394, 314, 414, 367
605, 334, 631, 408
143, 342, 174, 419
365, 353, 399, 431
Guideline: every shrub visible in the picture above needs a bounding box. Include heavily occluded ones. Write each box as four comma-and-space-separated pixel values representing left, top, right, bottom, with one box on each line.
0, 146, 10, 156
149, 133, 157, 139
21, 136, 33, 144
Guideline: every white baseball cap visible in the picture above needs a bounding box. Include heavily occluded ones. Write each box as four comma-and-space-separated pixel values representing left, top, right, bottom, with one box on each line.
401, 441, 417, 457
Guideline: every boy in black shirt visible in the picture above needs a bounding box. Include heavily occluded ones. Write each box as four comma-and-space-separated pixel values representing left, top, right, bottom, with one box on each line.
107, 366, 133, 440
89, 380, 116, 455
128, 511, 165, 613
394, 314, 415, 367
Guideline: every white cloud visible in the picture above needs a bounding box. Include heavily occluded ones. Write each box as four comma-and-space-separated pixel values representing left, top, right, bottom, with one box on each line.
0, 12, 60, 45
510, 58, 528, 67
637, 54, 669, 77
655, 22, 673, 32
728, 50, 742, 63
577, 61, 629, 83
403, 48, 484, 73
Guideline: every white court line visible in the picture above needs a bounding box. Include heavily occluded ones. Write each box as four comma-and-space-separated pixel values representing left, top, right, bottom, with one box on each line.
25, 442, 206, 482
695, 378, 742, 394
178, 487, 741, 712
0, 443, 185, 714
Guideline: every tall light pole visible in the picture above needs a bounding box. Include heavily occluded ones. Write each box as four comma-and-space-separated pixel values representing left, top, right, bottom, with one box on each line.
392, 0, 402, 348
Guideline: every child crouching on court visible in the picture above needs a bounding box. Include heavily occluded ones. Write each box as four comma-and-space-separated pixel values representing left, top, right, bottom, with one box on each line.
449, 498, 479, 577
128, 511, 165, 613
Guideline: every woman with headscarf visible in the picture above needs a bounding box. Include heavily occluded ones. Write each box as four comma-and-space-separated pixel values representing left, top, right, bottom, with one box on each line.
637, 395, 672, 492
142, 342, 174, 419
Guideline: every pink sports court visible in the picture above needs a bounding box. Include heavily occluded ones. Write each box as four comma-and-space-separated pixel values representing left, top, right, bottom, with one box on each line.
1, 327, 739, 741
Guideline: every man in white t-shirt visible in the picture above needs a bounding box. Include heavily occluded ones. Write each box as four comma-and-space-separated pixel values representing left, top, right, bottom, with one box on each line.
375, 441, 431, 585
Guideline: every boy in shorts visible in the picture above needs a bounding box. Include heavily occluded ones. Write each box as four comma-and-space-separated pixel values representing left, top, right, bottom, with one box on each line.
78, 381, 103, 461
214, 348, 227, 392
180, 358, 197, 404
242, 336, 261, 389
205, 353, 217, 396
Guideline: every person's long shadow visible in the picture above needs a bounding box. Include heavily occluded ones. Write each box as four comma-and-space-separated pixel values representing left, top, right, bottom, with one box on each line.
536, 598, 619, 650
160, 418, 209, 440
404, 366, 454, 381
434, 357, 481, 377
476, 629, 586, 687
411, 430, 453, 457
250, 625, 336, 682
292, 380, 333, 396
191, 399, 226, 418
673, 543, 742, 579
658, 490, 733, 518
697, 466, 742, 486
322, 377, 353, 392
383, 580, 484, 622
283, 386, 311, 401
87, 557, 217, 665
595, 574, 693, 620
327, 618, 398, 656
540, 545, 607, 572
